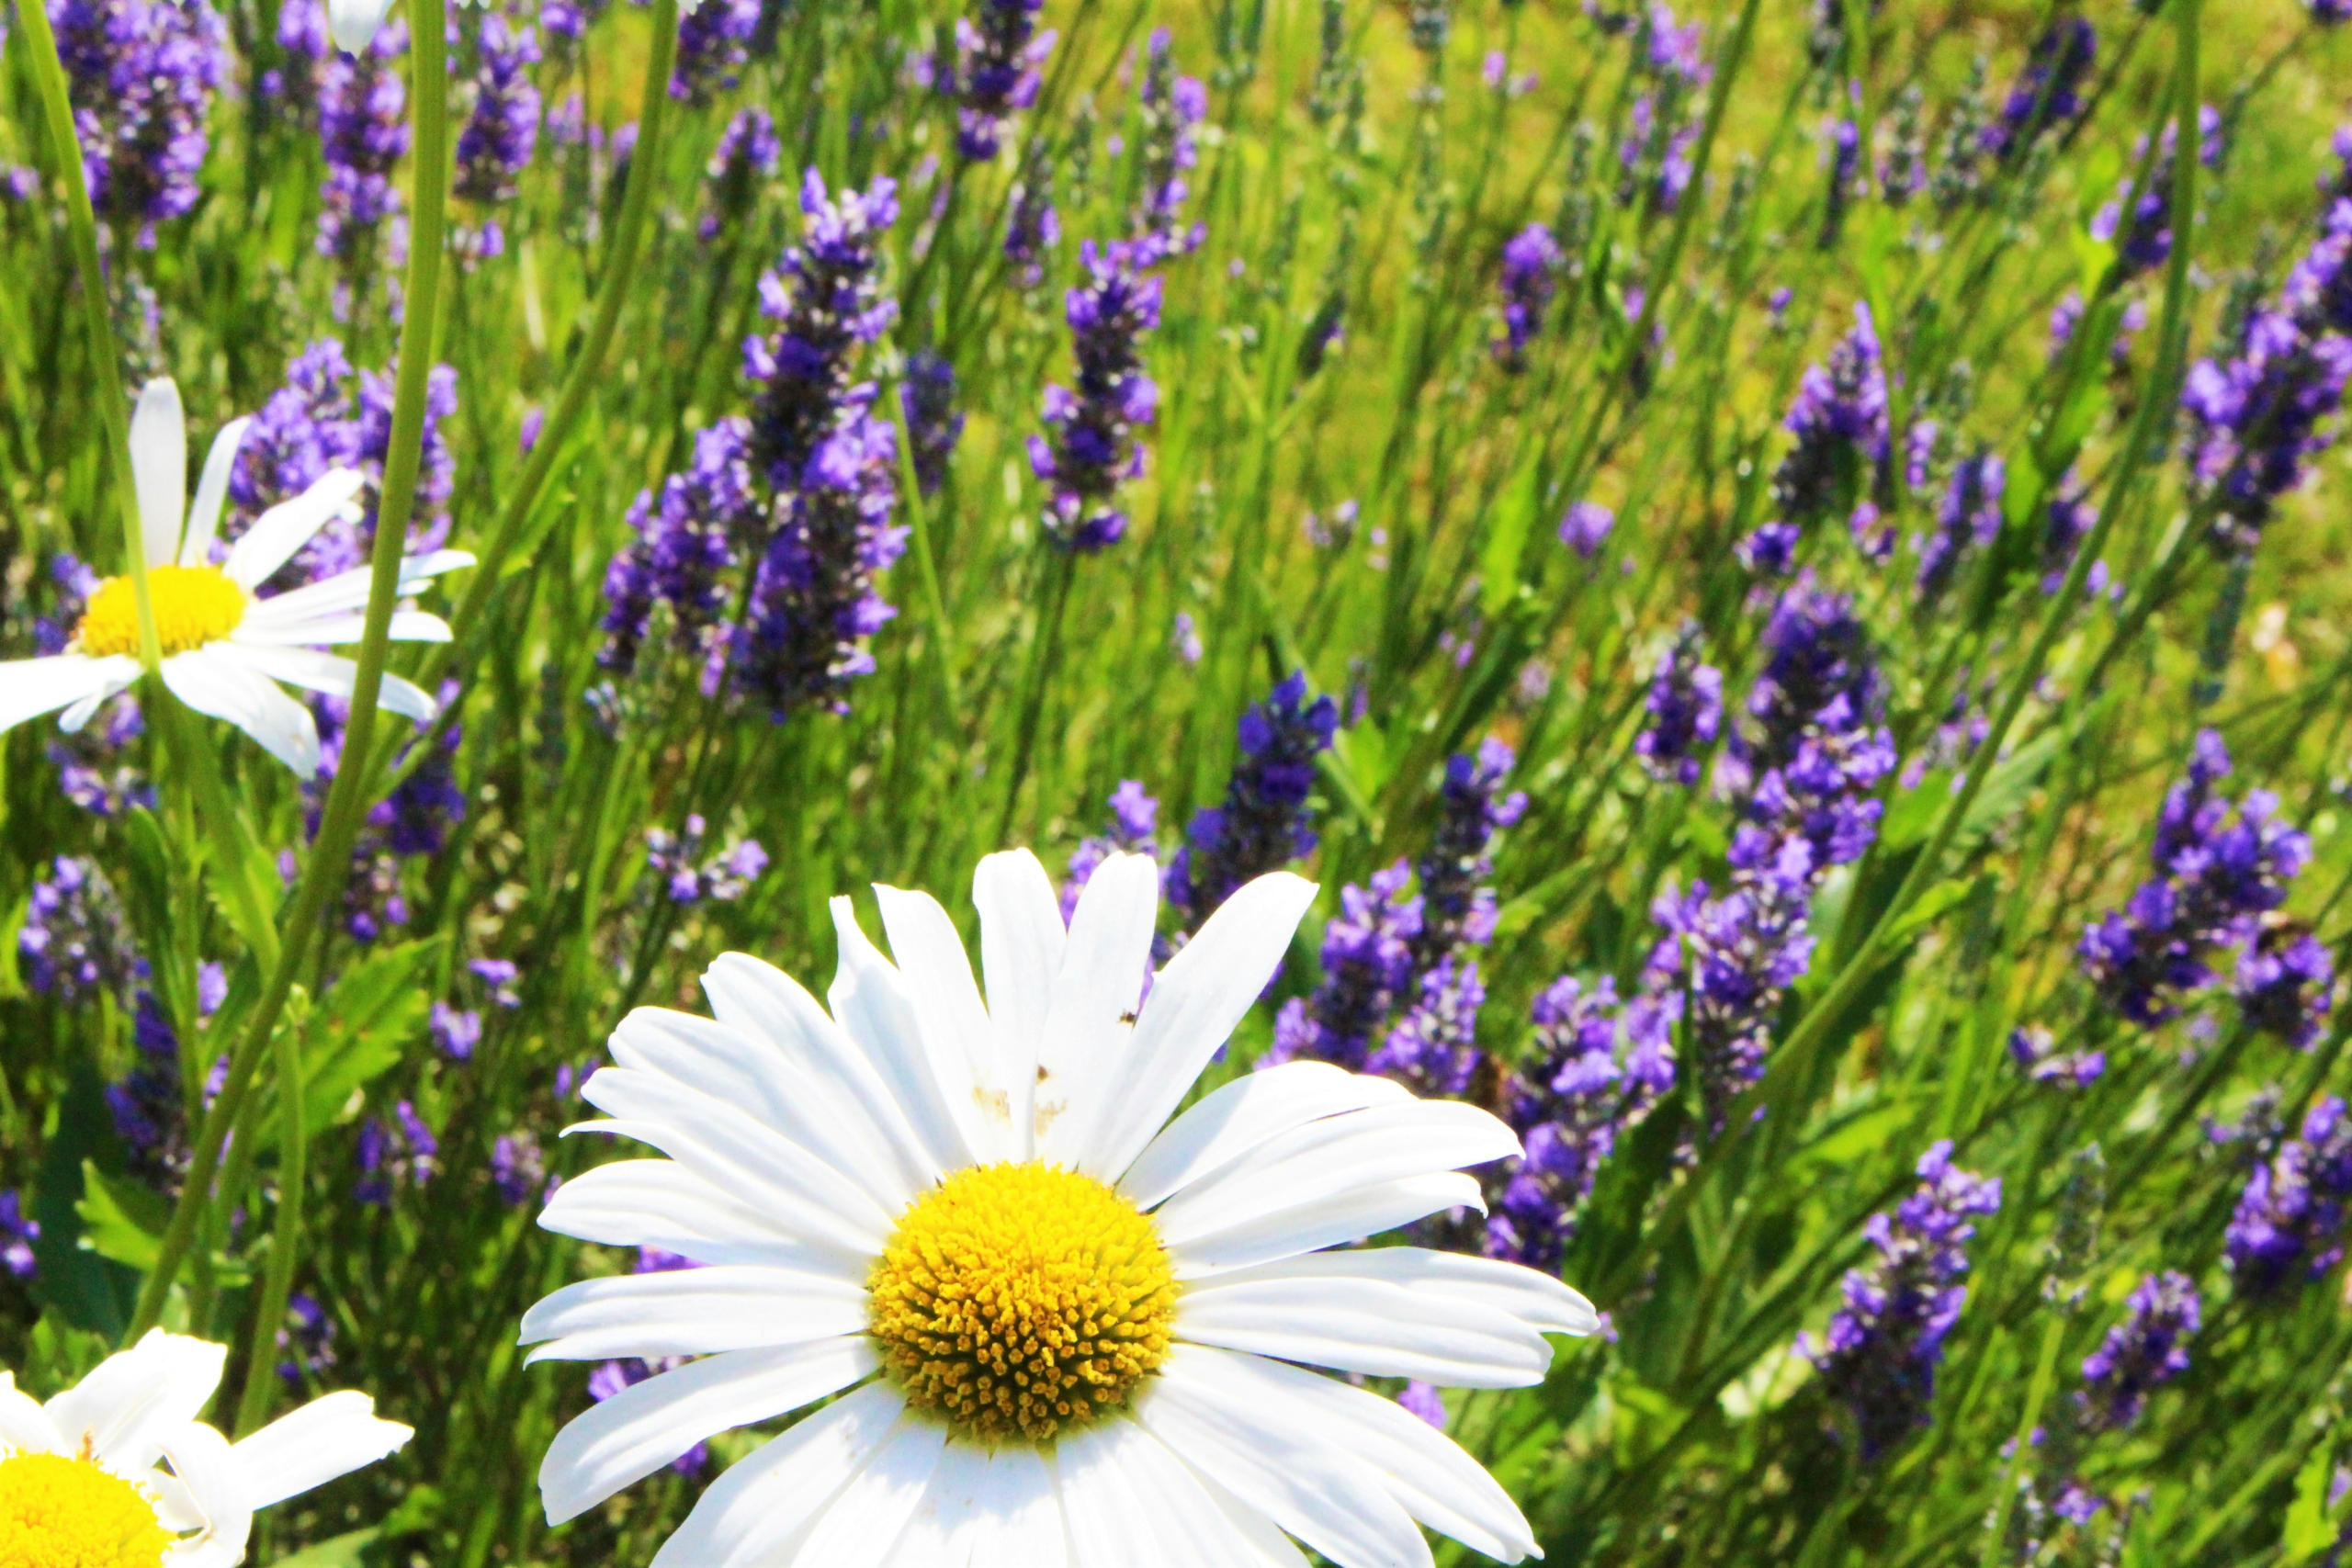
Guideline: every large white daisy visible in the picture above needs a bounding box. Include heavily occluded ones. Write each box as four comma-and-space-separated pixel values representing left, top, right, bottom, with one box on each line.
0, 378, 473, 776
0, 1328, 411, 1566
526, 850, 1598, 1566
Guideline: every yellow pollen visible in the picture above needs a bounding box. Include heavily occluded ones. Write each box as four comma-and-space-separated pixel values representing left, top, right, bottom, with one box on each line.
74, 566, 247, 659
0, 1451, 174, 1568
867, 1162, 1177, 1445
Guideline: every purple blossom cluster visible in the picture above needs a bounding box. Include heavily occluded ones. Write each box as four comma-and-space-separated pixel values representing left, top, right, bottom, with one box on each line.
1747, 304, 1890, 574
2180, 196, 2352, 556
1002, 138, 1061, 288
2077, 1271, 2199, 1431
1131, 29, 1207, 256
2076, 730, 2319, 1040
430, 957, 523, 1064
1485, 976, 1677, 1269
701, 107, 780, 241
276, 1293, 337, 1390
49, 0, 226, 245
598, 418, 761, 682
931, 0, 1055, 162
108, 966, 228, 1191
306, 690, 468, 943
1168, 671, 1340, 930
17, 856, 136, 1002
318, 20, 411, 264
492, 1131, 549, 1206
745, 172, 901, 481
645, 814, 770, 904
1494, 223, 1565, 371
1411, 739, 1528, 970
900, 347, 965, 498
1061, 780, 1159, 919
1616, 3, 1708, 215
1, 1193, 38, 1282
1366, 955, 1487, 1100
1634, 627, 1724, 786
1032, 240, 1164, 551
1267, 862, 1421, 1073
1803, 1141, 2001, 1458
2224, 1096, 2352, 1295
671, 0, 756, 105
1559, 499, 1615, 559
2007, 1024, 2105, 1089
452, 11, 543, 259
1915, 448, 2005, 604
1984, 17, 2097, 164
355, 1100, 438, 1206
227, 339, 459, 581
2092, 105, 2221, 278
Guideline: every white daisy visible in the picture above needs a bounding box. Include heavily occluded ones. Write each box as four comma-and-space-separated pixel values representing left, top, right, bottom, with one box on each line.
0, 378, 473, 776
526, 850, 1599, 1566
0, 1327, 412, 1566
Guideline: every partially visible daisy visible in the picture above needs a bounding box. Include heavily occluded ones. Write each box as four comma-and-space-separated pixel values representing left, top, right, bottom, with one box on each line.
0, 379, 472, 776
0, 1327, 412, 1565
526, 850, 1598, 1565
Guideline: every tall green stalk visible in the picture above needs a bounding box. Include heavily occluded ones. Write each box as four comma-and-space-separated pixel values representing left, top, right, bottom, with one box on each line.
128, 0, 457, 1348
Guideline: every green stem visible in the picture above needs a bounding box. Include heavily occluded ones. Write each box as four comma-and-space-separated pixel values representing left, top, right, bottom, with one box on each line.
126, 0, 456, 1343
234, 994, 306, 1436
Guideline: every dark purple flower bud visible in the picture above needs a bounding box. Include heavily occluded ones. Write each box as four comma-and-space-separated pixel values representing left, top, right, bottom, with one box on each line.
1558, 499, 1613, 559
355, 1099, 437, 1205
1984, 17, 2096, 164
599, 417, 758, 676
432, 1002, 483, 1061
2224, 1096, 2352, 1295
1366, 956, 1487, 1100
2078, 1271, 2199, 1430
453, 10, 542, 243
2007, 1025, 2105, 1089
0, 1192, 40, 1281
1634, 628, 1723, 786
1034, 239, 1164, 551
1916, 449, 2005, 604
1003, 136, 1061, 288
934, 0, 1054, 162
1168, 671, 1340, 929
1495, 224, 1564, 371
2180, 307, 2352, 557
2091, 106, 2222, 278
900, 348, 965, 498
492, 1132, 548, 1205
48, 0, 227, 245
275, 1292, 337, 1388
1132, 28, 1205, 254
2235, 927, 2334, 1049
1749, 304, 1889, 570
744, 170, 900, 487
1413, 738, 1526, 971
1803, 1141, 2000, 1458
671, 0, 755, 103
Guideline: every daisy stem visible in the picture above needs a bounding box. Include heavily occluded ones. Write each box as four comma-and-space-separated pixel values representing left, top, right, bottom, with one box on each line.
125, 0, 457, 1347
234, 991, 305, 1437
15, 0, 161, 671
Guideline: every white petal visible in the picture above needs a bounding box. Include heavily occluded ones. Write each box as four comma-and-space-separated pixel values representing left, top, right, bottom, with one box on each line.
240, 547, 472, 625
1168, 1172, 1487, 1279
208, 642, 435, 720
1133, 1346, 1433, 1568
880, 1435, 994, 1568
650, 1382, 908, 1567
0, 1371, 66, 1455
1187, 1469, 1313, 1567
874, 884, 1008, 1162
327, 0, 394, 52
521, 1265, 868, 1362
1080, 871, 1319, 1183
131, 379, 187, 568
1188, 1346, 1536, 1562
701, 953, 941, 1207
1121, 1063, 1412, 1213
538, 1337, 876, 1524
785, 1413, 949, 1568
965, 1443, 1070, 1568
231, 609, 454, 647
971, 849, 1067, 1159
575, 1067, 896, 1257
157, 1417, 252, 1568
1174, 1276, 1550, 1386
0, 654, 130, 737
47, 1331, 225, 1475
1058, 1416, 1282, 1567
607, 1007, 915, 1214
1033, 852, 1160, 1170
162, 649, 322, 774
828, 897, 976, 1175
1194, 1247, 1600, 1338
537, 1159, 862, 1272
1151, 1100, 1519, 1251
181, 416, 253, 568
221, 468, 366, 588
230, 1390, 412, 1509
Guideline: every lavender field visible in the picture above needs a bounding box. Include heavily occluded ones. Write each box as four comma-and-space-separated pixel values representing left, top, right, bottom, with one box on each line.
1, 0, 2350, 1559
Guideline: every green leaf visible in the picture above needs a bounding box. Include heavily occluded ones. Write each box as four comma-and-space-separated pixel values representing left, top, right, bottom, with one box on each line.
1321, 727, 1390, 840
1958, 727, 2065, 847
268, 1529, 380, 1568
2282, 1444, 2340, 1562
1882, 878, 1974, 946
74, 1160, 168, 1273
289, 938, 444, 1134
1479, 459, 1541, 618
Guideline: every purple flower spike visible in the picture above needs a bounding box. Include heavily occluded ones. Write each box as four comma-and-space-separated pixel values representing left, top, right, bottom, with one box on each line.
1984, 17, 2097, 164
1034, 240, 1164, 552
49, 0, 227, 245
1634, 627, 1723, 786
1132, 29, 1206, 256
317, 19, 410, 263
1916, 449, 2005, 604
2078, 1271, 2199, 1431
1495, 224, 1565, 371
671, 0, 756, 103
1266, 862, 1425, 1074
1747, 303, 1889, 572
1168, 672, 1340, 930
1804, 1142, 2001, 1459
933, 0, 1054, 162
2225, 1097, 2352, 1295
599, 418, 759, 677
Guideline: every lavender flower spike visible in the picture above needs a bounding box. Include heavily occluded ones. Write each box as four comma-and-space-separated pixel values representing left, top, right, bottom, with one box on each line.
1804, 1141, 2001, 1458
1265, 861, 1423, 1073
1746, 303, 1889, 573
50, 0, 227, 245
18, 856, 136, 1003
1495, 224, 1565, 371
1132, 29, 1207, 255
1031, 240, 1164, 552
744, 170, 902, 487
1168, 671, 1340, 929
2224, 1096, 2352, 1295
597, 417, 759, 679
935, 0, 1055, 162
1413, 738, 1527, 971
454, 12, 543, 252
1634, 626, 1723, 786
2078, 1271, 2199, 1431
318, 20, 410, 265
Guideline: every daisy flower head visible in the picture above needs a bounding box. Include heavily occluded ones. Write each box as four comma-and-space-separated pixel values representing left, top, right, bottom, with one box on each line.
526, 849, 1599, 1565
0, 379, 473, 777
0, 1328, 412, 1565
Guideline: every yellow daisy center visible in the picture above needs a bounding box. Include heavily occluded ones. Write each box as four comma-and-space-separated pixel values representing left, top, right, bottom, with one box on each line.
867, 1161, 1177, 1445
0, 1450, 174, 1568
74, 566, 248, 659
